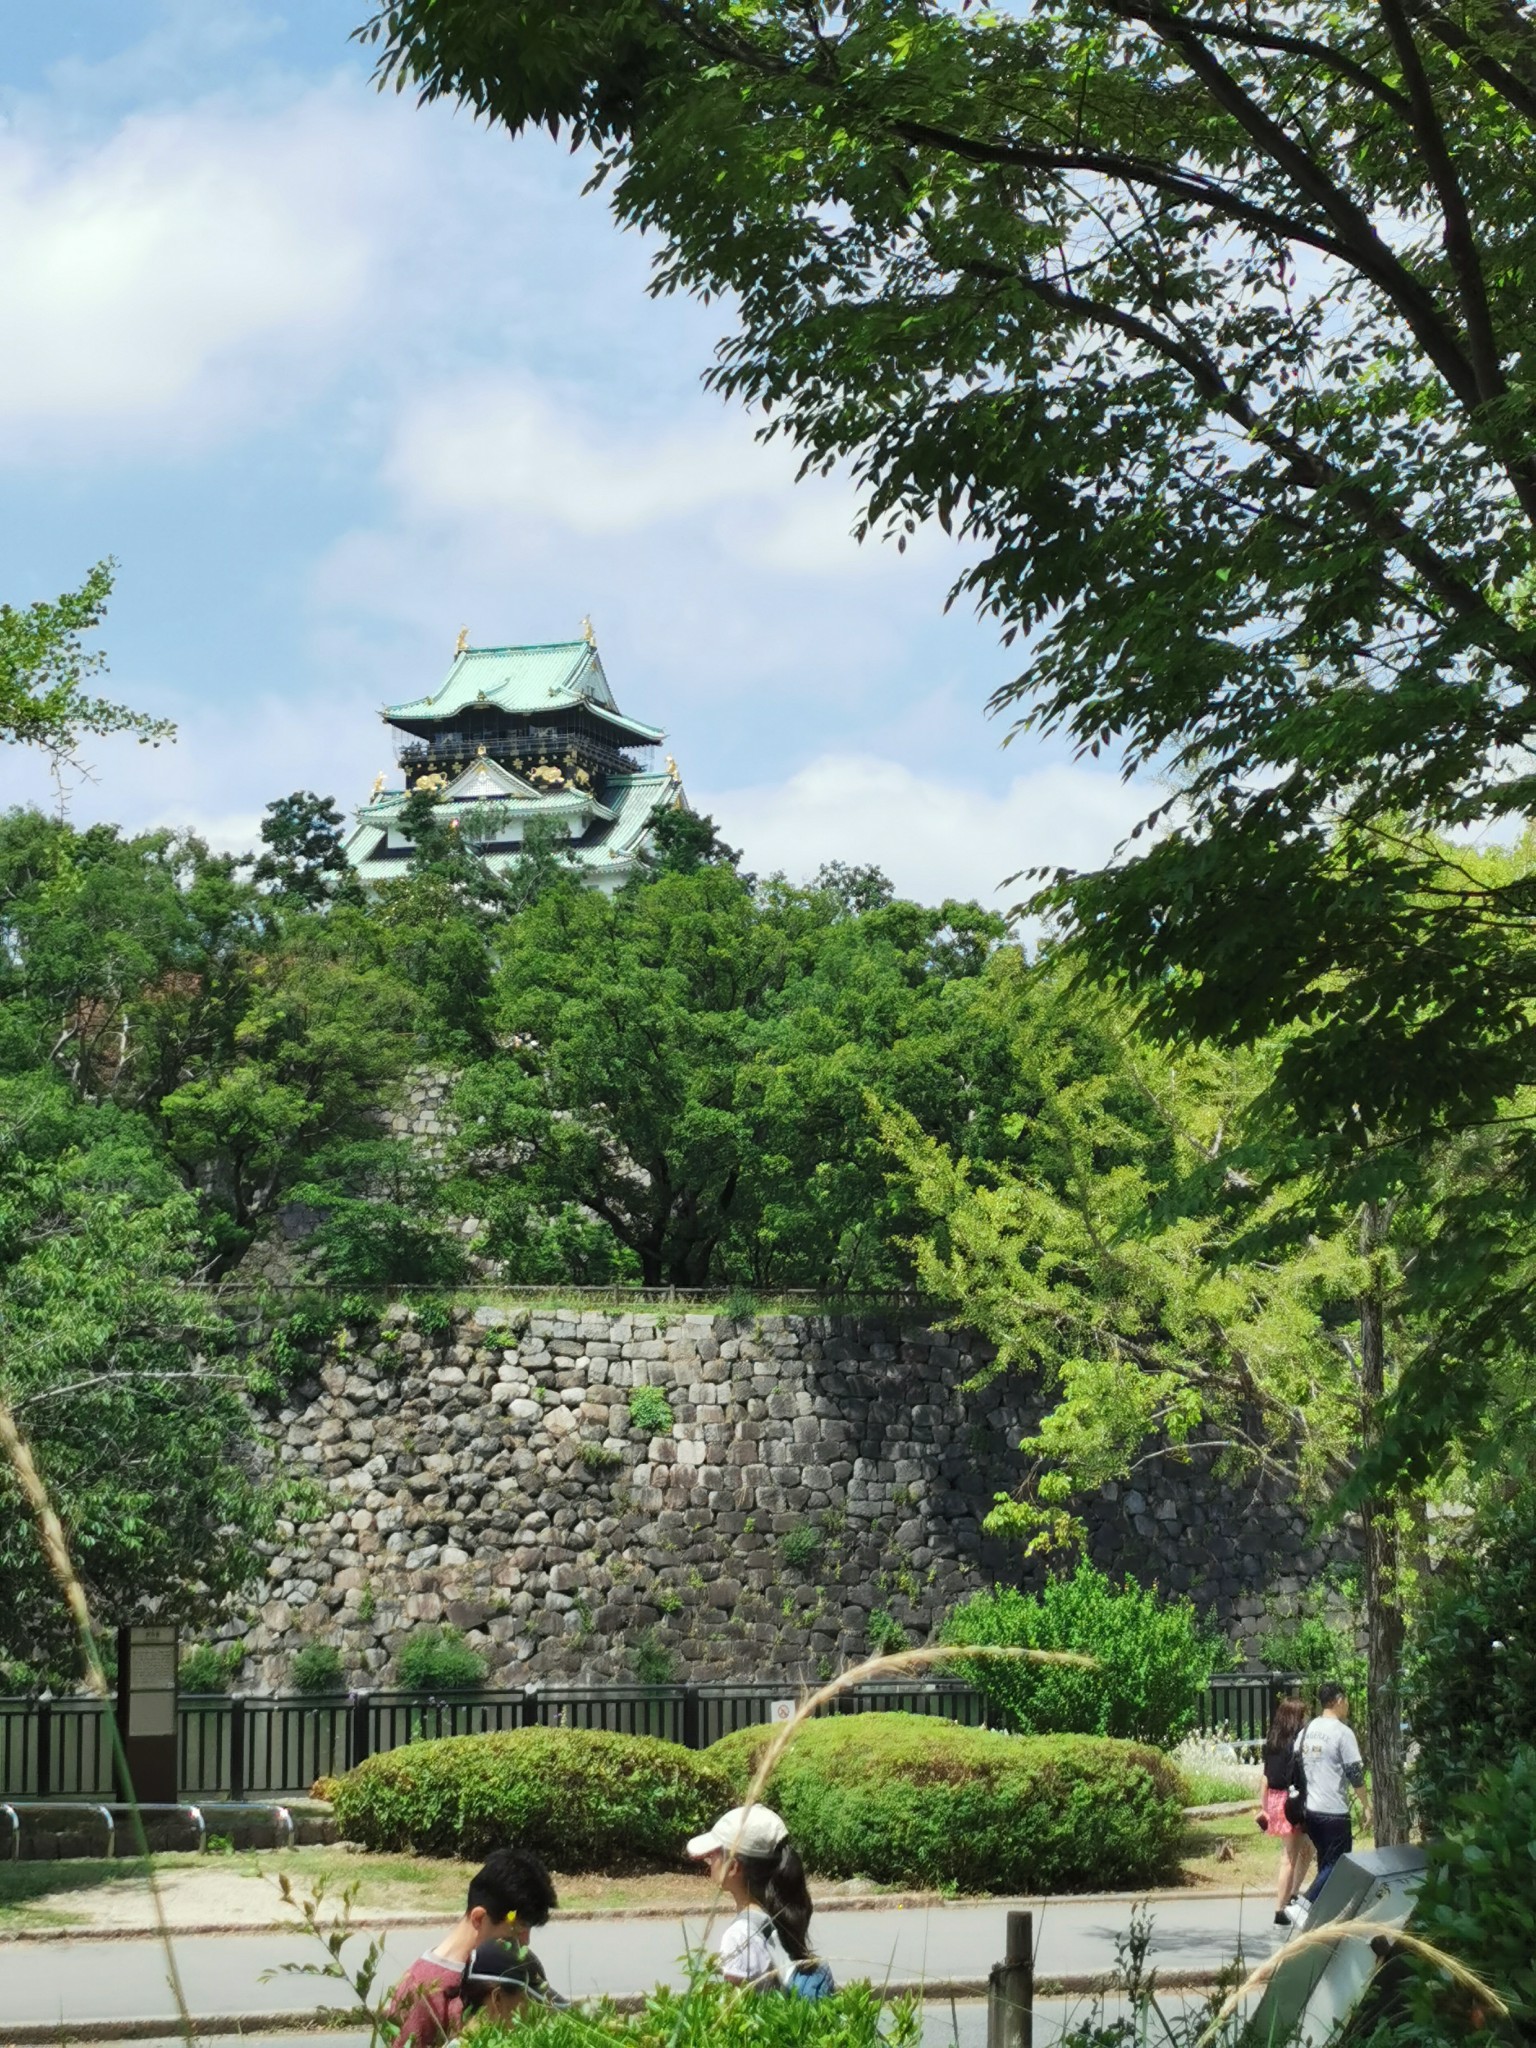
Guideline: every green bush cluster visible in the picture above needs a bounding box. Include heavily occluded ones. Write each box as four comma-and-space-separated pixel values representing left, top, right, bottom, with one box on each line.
396, 1625, 487, 1694
941, 1564, 1219, 1746
1400, 1745, 1536, 2040
628, 1385, 674, 1435
780, 1525, 822, 1568
708, 1713, 1185, 1893
1407, 1494, 1536, 1829
178, 1643, 241, 1694
332, 1727, 736, 1864
290, 1643, 346, 1696
457, 1974, 917, 2048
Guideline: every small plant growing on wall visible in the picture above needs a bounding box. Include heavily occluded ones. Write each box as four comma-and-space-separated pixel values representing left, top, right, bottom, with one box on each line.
580, 1441, 624, 1473
633, 1630, 675, 1685
397, 1625, 487, 1693
867, 1609, 909, 1657
628, 1385, 674, 1435
290, 1643, 346, 1696
179, 1643, 241, 1694
780, 1525, 822, 1569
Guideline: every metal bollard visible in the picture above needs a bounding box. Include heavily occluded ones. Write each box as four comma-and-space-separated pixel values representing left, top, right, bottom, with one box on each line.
986, 1908, 1034, 2048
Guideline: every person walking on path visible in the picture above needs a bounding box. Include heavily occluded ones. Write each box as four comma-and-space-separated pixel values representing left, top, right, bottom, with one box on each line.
1258, 1695, 1313, 1926
386, 1847, 558, 2044
686, 1803, 835, 1998
1285, 1683, 1370, 1927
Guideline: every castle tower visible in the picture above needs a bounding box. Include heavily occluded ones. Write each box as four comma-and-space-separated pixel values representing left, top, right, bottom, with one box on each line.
344, 632, 683, 892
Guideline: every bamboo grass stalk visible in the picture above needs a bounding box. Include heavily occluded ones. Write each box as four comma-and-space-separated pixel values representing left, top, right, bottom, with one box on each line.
0, 1386, 198, 2042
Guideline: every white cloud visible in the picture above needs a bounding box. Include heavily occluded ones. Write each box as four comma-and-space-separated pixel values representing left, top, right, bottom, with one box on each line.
0, 86, 419, 460
705, 752, 1156, 906
375, 370, 952, 578
0, 681, 379, 858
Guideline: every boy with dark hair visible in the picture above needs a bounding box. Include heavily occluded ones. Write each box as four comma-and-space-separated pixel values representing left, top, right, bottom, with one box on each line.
386, 1847, 558, 2045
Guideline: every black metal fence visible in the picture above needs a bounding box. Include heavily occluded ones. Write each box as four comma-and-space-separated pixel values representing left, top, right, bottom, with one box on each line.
0, 1673, 1292, 1801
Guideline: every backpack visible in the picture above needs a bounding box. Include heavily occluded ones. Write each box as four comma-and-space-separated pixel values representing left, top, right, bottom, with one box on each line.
1285, 1741, 1308, 1827
785, 1960, 836, 2002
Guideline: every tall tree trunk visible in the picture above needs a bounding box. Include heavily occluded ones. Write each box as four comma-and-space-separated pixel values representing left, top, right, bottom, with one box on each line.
1359, 1202, 1411, 1846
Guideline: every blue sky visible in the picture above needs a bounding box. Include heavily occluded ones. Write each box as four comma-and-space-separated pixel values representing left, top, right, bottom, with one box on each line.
0, 0, 1147, 903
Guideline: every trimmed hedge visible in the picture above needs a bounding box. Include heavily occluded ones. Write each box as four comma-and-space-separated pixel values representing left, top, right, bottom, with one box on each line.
708, 1713, 1185, 1893
332, 1727, 736, 1866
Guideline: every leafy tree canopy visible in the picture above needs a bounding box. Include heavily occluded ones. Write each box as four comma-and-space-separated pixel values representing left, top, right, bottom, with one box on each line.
451, 863, 1018, 1287
361, 0, 1536, 1493
251, 791, 357, 907
0, 562, 173, 761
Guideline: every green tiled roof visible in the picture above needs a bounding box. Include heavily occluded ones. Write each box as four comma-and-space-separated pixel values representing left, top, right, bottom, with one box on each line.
385, 641, 618, 722
344, 771, 680, 893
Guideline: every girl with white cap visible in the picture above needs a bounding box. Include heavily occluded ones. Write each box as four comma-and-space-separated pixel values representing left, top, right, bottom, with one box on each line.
686, 1803, 834, 1998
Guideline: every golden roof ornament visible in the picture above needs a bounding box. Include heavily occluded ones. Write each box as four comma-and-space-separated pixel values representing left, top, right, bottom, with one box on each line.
581, 614, 596, 646
476, 744, 487, 757
455, 625, 469, 654
371, 772, 386, 797
666, 753, 680, 781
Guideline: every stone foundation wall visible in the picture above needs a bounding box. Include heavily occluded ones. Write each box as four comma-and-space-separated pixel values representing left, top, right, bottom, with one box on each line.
236, 1303, 1343, 1690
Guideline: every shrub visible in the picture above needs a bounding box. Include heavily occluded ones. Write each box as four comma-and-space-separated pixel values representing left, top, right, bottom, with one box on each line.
867, 1609, 908, 1657
332, 1727, 737, 1864
580, 1442, 624, 1473
1407, 1493, 1536, 1829
1387, 1746, 1536, 2042
628, 1385, 674, 1435
396, 1626, 487, 1694
707, 1713, 1185, 1893
1257, 1586, 1366, 1707
290, 1643, 346, 1696
632, 1630, 675, 1686
462, 1975, 916, 2048
179, 1644, 239, 1694
780, 1525, 822, 1568
941, 1563, 1219, 1746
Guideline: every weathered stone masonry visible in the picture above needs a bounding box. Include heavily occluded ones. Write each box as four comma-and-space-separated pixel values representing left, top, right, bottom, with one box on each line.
238, 1304, 1342, 1689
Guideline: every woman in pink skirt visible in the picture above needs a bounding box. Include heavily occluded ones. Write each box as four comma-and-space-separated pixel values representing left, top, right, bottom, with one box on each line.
1259, 1695, 1313, 1924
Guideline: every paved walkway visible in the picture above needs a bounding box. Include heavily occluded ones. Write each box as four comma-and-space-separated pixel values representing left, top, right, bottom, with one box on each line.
0, 1894, 1278, 2034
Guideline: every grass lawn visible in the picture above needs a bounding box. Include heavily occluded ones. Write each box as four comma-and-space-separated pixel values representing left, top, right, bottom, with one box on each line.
0, 1848, 732, 1933
0, 1819, 1369, 1933
1178, 1811, 1376, 1895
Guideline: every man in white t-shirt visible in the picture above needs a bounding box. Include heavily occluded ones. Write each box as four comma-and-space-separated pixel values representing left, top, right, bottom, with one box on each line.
1285, 1682, 1370, 1925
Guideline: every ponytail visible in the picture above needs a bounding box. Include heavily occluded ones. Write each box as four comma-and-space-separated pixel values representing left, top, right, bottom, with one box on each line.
737, 1842, 813, 1962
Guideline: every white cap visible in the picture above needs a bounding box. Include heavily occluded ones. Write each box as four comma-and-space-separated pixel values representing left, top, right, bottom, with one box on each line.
686, 1804, 789, 1861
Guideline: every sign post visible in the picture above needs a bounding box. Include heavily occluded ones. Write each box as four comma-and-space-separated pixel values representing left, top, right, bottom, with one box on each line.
116, 1624, 178, 1805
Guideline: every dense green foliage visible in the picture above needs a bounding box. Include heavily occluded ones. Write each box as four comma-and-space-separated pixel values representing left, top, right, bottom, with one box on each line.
1383, 1748, 1536, 2044
1407, 1496, 1536, 1829
708, 1714, 1185, 1892
178, 1644, 240, 1694
332, 1727, 736, 1863
450, 866, 1015, 1288
442, 1976, 918, 2048
941, 1565, 1220, 1746
290, 1643, 346, 1696
395, 1625, 488, 1693
628, 1386, 674, 1436
362, 0, 1536, 1474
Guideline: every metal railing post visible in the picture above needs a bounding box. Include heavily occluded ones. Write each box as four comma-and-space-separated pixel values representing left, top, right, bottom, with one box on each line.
228, 1699, 246, 1802
680, 1684, 700, 1751
986, 1909, 1033, 2048
35, 1697, 52, 1798
347, 1691, 373, 1773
